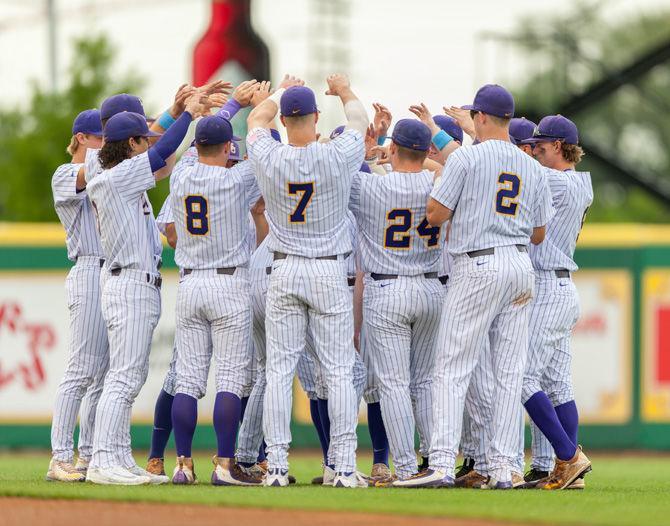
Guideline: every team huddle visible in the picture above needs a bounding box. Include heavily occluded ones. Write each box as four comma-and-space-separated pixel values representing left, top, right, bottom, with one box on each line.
48, 73, 594, 491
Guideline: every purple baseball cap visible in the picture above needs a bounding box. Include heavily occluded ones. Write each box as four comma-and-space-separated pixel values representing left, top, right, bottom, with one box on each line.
72, 109, 103, 136
270, 128, 282, 142
104, 112, 160, 142
522, 115, 579, 145
330, 125, 345, 140
280, 86, 318, 117
509, 117, 537, 145
195, 116, 240, 145
391, 119, 431, 152
100, 94, 145, 121
433, 116, 463, 144
462, 84, 514, 119
229, 140, 242, 161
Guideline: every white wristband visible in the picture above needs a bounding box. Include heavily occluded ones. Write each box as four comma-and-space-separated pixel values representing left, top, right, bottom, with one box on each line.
268, 88, 286, 106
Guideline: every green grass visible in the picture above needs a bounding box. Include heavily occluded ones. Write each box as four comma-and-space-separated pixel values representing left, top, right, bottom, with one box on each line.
1, 452, 670, 526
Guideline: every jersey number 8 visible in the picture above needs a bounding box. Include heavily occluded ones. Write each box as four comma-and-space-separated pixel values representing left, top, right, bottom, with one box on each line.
384, 209, 440, 249
495, 172, 521, 216
185, 195, 209, 236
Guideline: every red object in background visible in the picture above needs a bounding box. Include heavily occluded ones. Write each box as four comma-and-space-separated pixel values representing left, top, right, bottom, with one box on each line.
657, 307, 670, 383
193, 0, 270, 86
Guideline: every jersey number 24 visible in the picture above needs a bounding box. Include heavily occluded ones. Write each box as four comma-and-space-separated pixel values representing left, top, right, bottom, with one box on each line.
384, 209, 440, 249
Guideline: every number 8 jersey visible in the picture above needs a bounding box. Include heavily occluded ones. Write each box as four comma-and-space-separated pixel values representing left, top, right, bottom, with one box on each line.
170, 150, 261, 269
431, 141, 553, 256
349, 169, 445, 275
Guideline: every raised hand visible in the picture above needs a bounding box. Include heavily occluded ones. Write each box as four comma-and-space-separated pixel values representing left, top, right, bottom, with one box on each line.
365, 124, 377, 159
370, 145, 391, 165
170, 84, 197, 118
251, 80, 272, 107
199, 80, 234, 97
444, 106, 476, 139
278, 74, 304, 90
325, 73, 351, 96
232, 80, 260, 107
409, 103, 440, 136
372, 103, 392, 138
184, 92, 208, 118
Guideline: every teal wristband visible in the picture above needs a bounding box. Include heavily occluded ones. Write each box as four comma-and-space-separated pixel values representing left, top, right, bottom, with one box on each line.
432, 130, 453, 150
377, 135, 387, 146
158, 111, 176, 130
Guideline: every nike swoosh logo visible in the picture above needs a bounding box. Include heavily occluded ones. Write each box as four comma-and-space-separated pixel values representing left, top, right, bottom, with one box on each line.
476, 260, 486, 266
380, 283, 392, 287
559, 282, 568, 286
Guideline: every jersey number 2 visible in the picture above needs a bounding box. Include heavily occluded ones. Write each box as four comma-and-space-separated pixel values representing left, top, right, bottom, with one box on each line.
288, 182, 314, 223
495, 172, 521, 216
185, 195, 209, 236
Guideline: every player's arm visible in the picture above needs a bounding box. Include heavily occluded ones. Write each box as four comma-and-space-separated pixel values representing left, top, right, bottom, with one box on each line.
164, 223, 178, 249
444, 106, 476, 141
530, 168, 555, 245
251, 197, 269, 247
531, 226, 545, 245
409, 103, 459, 164
353, 269, 365, 352
248, 75, 303, 130
426, 198, 453, 226
325, 74, 368, 136
426, 153, 467, 226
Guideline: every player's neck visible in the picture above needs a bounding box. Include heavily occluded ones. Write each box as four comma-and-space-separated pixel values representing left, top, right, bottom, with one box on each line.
549, 159, 575, 172
71, 150, 85, 164
287, 129, 317, 147
199, 156, 227, 168
477, 129, 511, 143
391, 161, 423, 173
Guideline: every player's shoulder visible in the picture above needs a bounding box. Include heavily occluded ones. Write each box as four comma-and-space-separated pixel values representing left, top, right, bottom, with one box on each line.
52, 162, 78, 180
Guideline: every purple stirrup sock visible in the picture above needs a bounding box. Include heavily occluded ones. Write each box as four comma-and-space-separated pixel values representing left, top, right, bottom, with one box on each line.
240, 396, 249, 423
149, 390, 174, 459
310, 399, 329, 463
172, 393, 197, 458
258, 440, 267, 463
214, 392, 242, 458
555, 400, 579, 446
316, 398, 333, 469
524, 391, 576, 461
367, 402, 389, 466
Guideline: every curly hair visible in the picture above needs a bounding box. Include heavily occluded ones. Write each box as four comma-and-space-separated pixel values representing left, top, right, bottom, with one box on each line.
98, 137, 141, 170
561, 143, 585, 165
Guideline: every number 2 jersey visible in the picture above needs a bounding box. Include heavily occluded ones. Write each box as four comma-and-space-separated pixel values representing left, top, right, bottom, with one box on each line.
431, 140, 553, 256
246, 127, 364, 258
169, 151, 261, 270
529, 168, 593, 272
349, 169, 445, 275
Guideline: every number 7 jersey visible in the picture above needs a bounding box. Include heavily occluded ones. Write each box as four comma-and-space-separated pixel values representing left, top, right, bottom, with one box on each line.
170, 153, 261, 269
349, 169, 445, 275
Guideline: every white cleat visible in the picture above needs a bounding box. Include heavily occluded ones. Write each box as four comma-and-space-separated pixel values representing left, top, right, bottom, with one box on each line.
127, 464, 169, 485
264, 467, 290, 487
333, 471, 368, 488
74, 458, 90, 476
322, 465, 336, 486
87, 465, 152, 486
45, 458, 86, 482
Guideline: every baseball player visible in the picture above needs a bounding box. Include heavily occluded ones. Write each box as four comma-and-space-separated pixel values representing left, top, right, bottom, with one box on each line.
246, 74, 368, 487
518, 115, 594, 490
86, 99, 200, 485
396, 84, 554, 489
47, 110, 108, 482
349, 118, 447, 484
168, 115, 263, 486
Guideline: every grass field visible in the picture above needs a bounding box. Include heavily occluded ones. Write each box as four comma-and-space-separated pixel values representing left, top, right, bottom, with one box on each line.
1, 451, 670, 526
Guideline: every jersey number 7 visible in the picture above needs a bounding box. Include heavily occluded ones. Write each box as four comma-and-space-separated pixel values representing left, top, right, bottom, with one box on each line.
287, 182, 315, 223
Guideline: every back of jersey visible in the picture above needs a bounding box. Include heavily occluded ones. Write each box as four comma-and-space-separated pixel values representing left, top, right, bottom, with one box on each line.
530, 168, 593, 271
352, 170, 444, 275
170, 161, 259, 269
247, 127, 364, 258
434, 141, 551, 255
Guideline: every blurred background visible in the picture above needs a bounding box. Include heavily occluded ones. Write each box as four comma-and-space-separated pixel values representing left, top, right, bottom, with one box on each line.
0, 0, 669, 451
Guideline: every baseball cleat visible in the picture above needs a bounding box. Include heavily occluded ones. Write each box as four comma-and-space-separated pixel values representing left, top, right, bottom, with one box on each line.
127, 464, 169, 485
454, 458, 475, 479
477, 476, 513, 490
318, 465, 336, 486
333, 471, 368, 488
512, 471, 525, 489
212, 456, 263, 486
264, 467, 290, 487
146, 457, 166, 476
74, 458, 90, 476
172, 456, 197, 485
455, 470, 488, 488
567, 476, 585, 490
86, 466, 151, 485
538, 447, 592, 491
46, 458, 86, 482
369, 463, 393, 486
392, 468, 455, 488
517, 468, 550, 489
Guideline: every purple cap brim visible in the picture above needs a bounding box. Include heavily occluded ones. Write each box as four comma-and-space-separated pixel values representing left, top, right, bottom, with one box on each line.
520, 135, 561, 145
144, 130, 162, 138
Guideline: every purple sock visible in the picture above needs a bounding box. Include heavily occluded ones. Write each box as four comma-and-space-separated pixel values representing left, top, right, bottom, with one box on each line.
214, 391, 241, 458
367, 402, 389, 466
310, 399, 329, 463
258, 440, 267, 463
148, 390, 174, 459
524, 391, 576, 461
171, 393, 197, 458
316, 398, 333, 467
240, 396, 249, 423
555, 400, 579, 446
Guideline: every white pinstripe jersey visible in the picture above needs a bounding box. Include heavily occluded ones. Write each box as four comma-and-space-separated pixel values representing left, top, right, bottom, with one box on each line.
170, 158, 261, 269
246, 127, 364, 258
345, 211, 358, 276
530, 168, 593, 272
156, 194, 174, 237
350, 170, 444, 275
84, 147, 102, 183
431, 141, 553, 255
86, 152, 158, 272
250, 235, 273, 271
51, 163, 104, 261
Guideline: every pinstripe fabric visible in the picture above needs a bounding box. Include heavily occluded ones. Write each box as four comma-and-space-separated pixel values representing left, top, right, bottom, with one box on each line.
76, 362, 108, 460
84, 147, 102, 184
429, 246, 535, 482
52, 163, 104, 260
